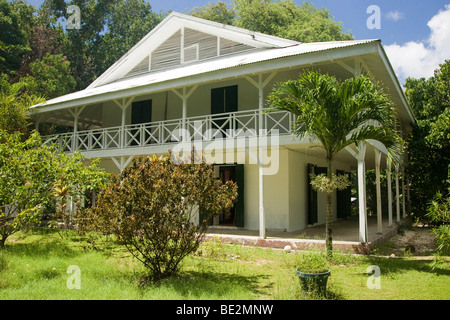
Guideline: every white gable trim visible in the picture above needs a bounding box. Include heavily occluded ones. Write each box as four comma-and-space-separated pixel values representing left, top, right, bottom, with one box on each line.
89, 12, 299, 89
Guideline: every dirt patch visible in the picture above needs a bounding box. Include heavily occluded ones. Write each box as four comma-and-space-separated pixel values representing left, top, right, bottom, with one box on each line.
383, 226, 437, 256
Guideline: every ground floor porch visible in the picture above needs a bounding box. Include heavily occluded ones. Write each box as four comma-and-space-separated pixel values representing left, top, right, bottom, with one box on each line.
204, 215, 407, 254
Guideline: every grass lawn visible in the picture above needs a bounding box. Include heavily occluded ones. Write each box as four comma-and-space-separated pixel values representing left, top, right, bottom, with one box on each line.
0, 228, 449, 300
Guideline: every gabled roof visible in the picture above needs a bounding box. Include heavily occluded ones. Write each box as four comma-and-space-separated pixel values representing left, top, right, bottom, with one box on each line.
30, 12, 414, 126
32, 39, 379, 110
88, 12, 300, 88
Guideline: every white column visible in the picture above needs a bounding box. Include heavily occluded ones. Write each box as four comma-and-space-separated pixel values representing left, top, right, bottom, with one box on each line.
245, 72, 276, 239
387, 157, 393, 227
114, 97, 134, 148
172, 86, 198, 143
402, 166, 406, 219
258, 74, 265, 239
182, 88, 187, 142
68, 105, 86, 152
395, 163, 400, 222
357, 141, 368, 244
111, 156, 133, 173
375, 149, 382, 234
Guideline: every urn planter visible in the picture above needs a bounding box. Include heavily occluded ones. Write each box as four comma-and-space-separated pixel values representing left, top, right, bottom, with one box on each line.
296, 269, 330, 296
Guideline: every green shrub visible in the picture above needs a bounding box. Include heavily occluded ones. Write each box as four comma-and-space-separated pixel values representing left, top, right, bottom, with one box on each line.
84, 151, 237, 281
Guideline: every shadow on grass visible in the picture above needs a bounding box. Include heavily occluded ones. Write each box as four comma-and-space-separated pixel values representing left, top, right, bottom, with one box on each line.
365, 256, 450, 277
139, 270, 272, 299
2, 232, 81, 259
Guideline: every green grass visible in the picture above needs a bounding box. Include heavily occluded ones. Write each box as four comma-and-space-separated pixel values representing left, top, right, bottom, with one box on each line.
0, 229, 449, 300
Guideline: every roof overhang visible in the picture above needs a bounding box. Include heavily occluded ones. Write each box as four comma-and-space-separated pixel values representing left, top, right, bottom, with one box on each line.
30, 39, 415, 128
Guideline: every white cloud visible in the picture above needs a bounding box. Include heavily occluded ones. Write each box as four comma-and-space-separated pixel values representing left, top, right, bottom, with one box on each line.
384, 4, 450, 85
385, 11, 404, 22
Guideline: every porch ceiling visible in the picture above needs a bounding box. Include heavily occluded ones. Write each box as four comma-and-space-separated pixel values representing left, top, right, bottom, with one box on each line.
283, 141, 389, 171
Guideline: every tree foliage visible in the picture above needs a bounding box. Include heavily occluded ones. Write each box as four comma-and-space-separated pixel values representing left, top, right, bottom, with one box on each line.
190, 0, 353, 42
404, 60, 450, 221
0, 130, 109, 247
0, 75, 45, 134
20, 53, 76, 99
83, 151, 237, 281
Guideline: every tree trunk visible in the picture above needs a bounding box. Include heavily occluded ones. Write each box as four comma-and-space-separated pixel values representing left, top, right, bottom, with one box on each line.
325, 157, 333, 259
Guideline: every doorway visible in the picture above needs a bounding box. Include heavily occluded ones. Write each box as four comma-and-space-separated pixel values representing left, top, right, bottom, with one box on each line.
218, 166, 236, 225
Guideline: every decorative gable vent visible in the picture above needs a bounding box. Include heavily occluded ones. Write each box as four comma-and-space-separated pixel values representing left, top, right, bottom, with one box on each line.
220, 38, 253, 55
124, 56, 150, 78
124, 28, 256, 78
151, 30, 182, 71
184, 28, 217, 61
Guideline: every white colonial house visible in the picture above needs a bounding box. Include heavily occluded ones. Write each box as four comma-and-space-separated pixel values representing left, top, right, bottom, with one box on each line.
30, 12, 414, 243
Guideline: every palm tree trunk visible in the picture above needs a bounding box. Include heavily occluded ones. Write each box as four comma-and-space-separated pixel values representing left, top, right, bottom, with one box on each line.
326, 157, 333, 259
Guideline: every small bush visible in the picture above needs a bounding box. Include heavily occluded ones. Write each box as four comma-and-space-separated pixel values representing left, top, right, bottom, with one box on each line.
83, 151, 237, 281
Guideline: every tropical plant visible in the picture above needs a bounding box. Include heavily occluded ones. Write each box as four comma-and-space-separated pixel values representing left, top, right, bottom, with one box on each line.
404, 60, 450, 222
296, 250, 329, 274
0, 75, 45, 135
268, 70, 402, 258
0, 130, 108, 247
83, 150, 238, 281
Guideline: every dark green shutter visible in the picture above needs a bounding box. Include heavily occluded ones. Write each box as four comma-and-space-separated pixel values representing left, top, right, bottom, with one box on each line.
307, 164, 328, 225
307, 163, 318, 225
336, 170, 351, 219
234, 164, 245, 228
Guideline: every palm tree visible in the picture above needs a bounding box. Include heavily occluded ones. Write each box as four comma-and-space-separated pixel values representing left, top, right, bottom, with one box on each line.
267, 70, 402, 258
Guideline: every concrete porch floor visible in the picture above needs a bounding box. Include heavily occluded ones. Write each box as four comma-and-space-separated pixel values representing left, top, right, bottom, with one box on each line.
205, 216, 405, 254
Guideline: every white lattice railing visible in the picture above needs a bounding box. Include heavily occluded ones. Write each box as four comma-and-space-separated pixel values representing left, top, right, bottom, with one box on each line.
42, 109, 293, 153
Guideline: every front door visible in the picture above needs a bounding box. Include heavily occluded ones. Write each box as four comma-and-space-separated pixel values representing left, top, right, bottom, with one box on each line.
198, 164, 244, 228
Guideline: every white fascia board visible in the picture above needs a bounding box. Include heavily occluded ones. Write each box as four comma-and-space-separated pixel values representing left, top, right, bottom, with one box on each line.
32, 42, 381, 114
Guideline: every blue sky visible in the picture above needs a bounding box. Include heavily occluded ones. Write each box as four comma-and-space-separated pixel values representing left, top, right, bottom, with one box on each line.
148, 0, 450, 84
21, 0, 450, 84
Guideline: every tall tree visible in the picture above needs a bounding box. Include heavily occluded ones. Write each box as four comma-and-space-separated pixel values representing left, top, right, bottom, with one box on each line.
0, 0, 34, 76
190, 0, 236, 25
20, 53, 76, 99
404, 60, 450, 221
268, 71, 402, 257
0, 75, 45, 135
96, 0, 163, 76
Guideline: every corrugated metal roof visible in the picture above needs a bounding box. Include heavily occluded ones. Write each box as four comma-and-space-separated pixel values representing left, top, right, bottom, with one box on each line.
31, 39, 379, 111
